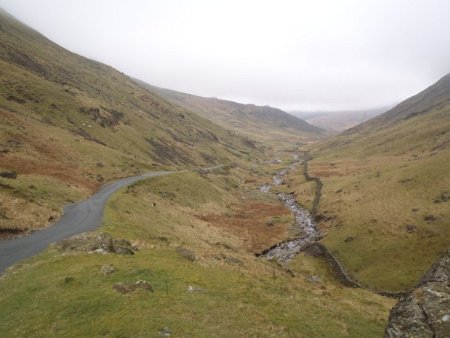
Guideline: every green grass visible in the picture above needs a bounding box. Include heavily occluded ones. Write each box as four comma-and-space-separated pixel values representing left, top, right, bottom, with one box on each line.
0, 171, 394, 337
306, 101, 450, 291
0, 9, 266, 232
0, 248, 393, 337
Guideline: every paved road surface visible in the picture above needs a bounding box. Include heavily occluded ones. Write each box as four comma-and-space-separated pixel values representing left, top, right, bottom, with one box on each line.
0, 171, 173, 274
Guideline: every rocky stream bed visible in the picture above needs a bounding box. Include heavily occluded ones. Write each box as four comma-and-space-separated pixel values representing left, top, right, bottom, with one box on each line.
259, 158, 320, 263
258, 155, 450, 337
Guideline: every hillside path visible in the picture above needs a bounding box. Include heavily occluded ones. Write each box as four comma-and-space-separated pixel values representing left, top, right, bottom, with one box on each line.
0, 171, 174, 274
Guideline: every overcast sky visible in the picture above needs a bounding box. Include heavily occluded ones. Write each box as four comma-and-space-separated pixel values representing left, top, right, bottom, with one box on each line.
1, 0, 449, 111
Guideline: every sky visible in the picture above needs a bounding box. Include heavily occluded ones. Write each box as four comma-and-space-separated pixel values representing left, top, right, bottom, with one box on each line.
1, 0, 449, 111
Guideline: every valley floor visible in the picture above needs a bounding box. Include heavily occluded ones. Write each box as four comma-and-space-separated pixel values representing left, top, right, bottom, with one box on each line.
0, 156, 395, 337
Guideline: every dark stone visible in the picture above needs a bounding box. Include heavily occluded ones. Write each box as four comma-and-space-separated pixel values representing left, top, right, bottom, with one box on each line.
303, 243, 325, 257
315, 214, 333, 222
424, 215, 437, 222
433, 192, 450, 203
406, 224, 417, 233
0, 171, 17, 179
344, 236, 354, 243
335, 189, 343, 193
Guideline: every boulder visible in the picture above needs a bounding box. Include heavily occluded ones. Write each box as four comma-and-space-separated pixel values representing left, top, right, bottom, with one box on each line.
0, 171, 17, 179
406, 224, 417, 233
385, 249, 450, 337
159, 327, 171, 336
100, 264, 116, 276
59, 233, 135, 255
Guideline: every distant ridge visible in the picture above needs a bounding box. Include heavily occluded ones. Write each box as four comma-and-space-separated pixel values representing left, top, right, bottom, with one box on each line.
137, 82, 325, 143
346, 73, 450, 134
291, 106, 391, 132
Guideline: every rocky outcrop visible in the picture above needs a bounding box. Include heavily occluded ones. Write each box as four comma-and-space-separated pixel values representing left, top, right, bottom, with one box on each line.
385, 249, 450, 338
59, 233, 136, 255
113, 280, 153, 294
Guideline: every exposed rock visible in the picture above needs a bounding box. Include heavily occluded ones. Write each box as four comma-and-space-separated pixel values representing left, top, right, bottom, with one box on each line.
303, 243, 326, 257
344, 236, 354, 243
159, 327, 171, 336
113, 238, 137, 254
433, 192, 450, 203
134, 280, 153, 291
307, 275, 321, 283
335, 189, 343, 193
113, 280, 153, 294
187, 285, 206, 293
261, 192, 319, 263
100, 264, 116, 276
424, 215, 438, 222
260, 184, 271, 193
0, 171, 17, 179
176, 247, 197, 261
59, 233, 135, 255
273, 169, 288, 185
385, 249, 450, 338
406, 224, 417, 233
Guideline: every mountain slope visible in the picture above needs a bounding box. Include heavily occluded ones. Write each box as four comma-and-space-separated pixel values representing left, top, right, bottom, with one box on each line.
347, 74, 450, 133
0, 9, 262, 233
308, 74, 450, 291
141, 83, 324, 145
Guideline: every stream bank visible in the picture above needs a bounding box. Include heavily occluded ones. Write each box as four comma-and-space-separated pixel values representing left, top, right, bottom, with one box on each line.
258, 154, 408, 298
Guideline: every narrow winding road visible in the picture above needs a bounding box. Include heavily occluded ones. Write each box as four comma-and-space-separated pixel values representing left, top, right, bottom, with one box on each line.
0, 171, 174, 274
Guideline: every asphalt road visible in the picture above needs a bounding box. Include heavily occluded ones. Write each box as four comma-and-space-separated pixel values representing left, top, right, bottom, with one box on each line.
0, 171, 173, 274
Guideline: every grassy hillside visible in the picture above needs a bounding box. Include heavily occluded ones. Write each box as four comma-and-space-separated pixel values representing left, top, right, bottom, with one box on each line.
0, 9, 262, 233
141, 82, 325, 146
0, 170, 394, 337
308, 74, 450, 291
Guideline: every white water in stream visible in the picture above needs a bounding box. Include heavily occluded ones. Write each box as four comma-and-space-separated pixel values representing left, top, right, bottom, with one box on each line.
260, 161, 320, 263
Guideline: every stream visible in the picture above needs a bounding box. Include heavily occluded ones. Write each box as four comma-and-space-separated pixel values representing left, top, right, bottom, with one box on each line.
259, 158, 320, 263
